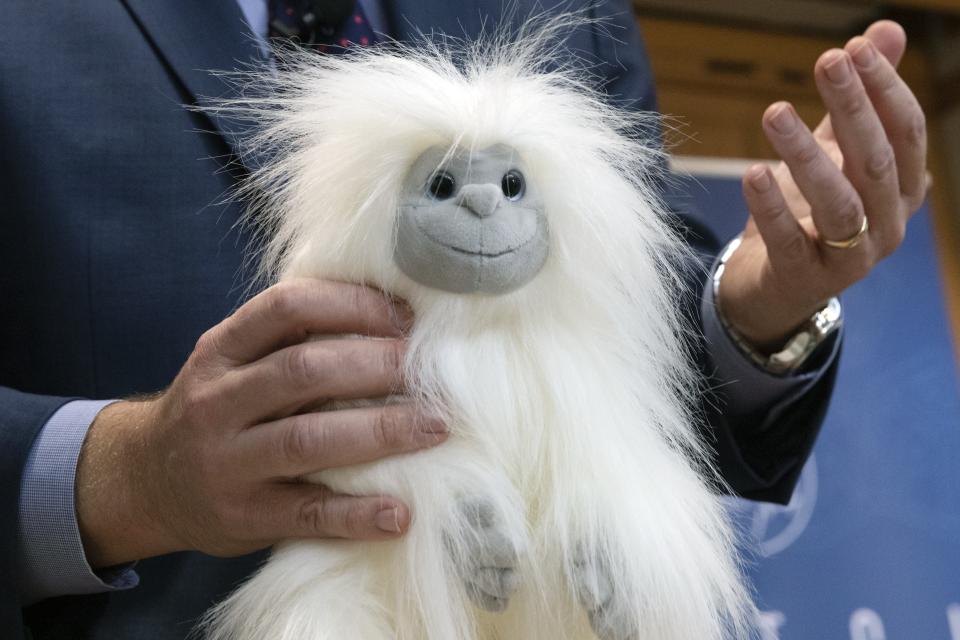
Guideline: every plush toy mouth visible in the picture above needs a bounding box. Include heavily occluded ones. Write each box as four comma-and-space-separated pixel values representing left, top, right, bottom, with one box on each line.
414, 207, 542, 258
438, 242, 522, 258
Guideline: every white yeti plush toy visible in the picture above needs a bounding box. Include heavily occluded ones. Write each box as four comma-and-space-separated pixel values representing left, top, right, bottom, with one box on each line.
202, 22, 754, 640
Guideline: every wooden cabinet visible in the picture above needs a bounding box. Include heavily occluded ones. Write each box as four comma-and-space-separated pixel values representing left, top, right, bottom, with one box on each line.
638, 16, 931, 158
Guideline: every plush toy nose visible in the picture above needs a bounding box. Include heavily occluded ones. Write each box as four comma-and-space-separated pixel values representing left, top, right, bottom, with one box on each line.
456, 183, 501, 218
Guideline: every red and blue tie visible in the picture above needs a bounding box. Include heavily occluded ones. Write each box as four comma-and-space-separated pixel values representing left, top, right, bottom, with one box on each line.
268, 0, 377, 52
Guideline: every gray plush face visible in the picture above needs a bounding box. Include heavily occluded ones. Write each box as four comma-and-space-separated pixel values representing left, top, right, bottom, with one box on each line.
395, 144, 549, 295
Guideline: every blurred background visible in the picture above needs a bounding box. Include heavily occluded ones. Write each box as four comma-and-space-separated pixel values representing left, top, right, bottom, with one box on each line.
628, 2, 960, 638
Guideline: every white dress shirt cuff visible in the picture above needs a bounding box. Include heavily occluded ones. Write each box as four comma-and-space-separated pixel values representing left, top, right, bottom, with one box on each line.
17, 399, 139, 605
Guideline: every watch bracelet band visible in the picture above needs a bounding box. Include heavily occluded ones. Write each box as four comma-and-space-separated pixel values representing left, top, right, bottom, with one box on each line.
712, 236, 843, 376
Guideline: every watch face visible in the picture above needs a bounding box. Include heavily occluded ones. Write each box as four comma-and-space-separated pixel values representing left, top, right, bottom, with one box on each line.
811, 299, 843, 340
819, 299, 843, 330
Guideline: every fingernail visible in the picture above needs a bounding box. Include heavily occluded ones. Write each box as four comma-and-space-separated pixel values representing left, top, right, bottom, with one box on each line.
748, 166, 771, 192
825, 51, 852, 84
375, 507, 401, 533
391, 300, 414, 333
770, 104, 796, 135
418, 415, 449, 435
850, 39, 876, 69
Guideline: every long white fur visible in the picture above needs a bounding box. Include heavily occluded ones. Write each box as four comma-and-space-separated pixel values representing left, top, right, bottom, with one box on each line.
201, 18, 755, 640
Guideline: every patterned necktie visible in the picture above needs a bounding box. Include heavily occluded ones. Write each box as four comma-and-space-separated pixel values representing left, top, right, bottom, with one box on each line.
268, 0, 377, 52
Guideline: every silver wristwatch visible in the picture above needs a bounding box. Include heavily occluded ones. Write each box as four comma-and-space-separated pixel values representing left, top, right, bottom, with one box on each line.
713, 236, 843, 376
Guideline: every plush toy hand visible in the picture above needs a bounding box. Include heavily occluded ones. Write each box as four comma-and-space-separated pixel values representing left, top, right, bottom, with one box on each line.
448, 497, 522, 612
572, 546, 637, 640
719, 20, 928, 351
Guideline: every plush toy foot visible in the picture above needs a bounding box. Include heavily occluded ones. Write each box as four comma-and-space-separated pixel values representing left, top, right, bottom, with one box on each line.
572, 547, 638, 640
448, 497, 522, 612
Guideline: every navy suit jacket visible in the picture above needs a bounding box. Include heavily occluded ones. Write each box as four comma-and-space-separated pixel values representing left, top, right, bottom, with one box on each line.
0, 1, 836, 637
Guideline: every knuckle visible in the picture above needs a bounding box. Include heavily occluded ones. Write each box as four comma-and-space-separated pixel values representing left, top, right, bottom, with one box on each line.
297, 496, 327, 534
192, 328, 222, 363
181, 386, 216, 420
827, 194, 864, 231
906, 189, 927, 212
906, 109, 927, 149
280, 418, 323, 466
283, 345, 329, 388
265, 281, 305, 320
793, 139, 822, 168
372, 408, 411, 451
781, 233, 808, 262
865, 146, 896, 182
756, 200, 785, 221
839, 91, 869, 118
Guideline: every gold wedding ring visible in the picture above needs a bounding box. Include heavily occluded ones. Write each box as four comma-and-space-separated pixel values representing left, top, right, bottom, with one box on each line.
823, 216, 869, 250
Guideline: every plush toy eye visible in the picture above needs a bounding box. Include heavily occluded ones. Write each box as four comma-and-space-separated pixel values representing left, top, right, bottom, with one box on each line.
501, 170, 525, 201
427, 171, 456, 200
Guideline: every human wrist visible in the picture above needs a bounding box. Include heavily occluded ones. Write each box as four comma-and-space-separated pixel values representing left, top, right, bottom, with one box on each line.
713, 236, 842, 377
716, 240, 827, 353
75, 399, 178, 568
700, 282, 839, 423
718, 286, 816, 354
16, 399, 144, 604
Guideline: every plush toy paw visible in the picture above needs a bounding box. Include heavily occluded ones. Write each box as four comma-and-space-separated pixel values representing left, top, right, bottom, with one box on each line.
448, 497, 522, 612
572, 547, 638, 640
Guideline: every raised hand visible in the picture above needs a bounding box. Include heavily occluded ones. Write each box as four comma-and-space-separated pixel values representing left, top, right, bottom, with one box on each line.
75, 279, 448, 567
719, 21, 928, 350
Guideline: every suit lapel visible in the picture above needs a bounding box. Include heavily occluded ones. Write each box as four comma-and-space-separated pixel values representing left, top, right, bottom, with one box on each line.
116, 0, 565, 162
119, 0, 264, 160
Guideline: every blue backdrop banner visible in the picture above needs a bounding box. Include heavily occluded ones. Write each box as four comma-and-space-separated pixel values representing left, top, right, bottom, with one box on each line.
677, 170, 960, 640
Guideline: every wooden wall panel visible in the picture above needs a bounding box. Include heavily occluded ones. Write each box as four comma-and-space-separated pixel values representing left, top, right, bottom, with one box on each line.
638, 16, 932, 158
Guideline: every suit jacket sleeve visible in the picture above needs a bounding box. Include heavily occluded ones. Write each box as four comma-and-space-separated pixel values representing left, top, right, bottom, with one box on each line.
0, 387, 73, 637
588, 0, 840, 505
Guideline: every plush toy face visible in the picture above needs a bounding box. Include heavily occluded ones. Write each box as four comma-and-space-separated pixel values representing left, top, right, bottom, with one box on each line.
395, 144, 548, 295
